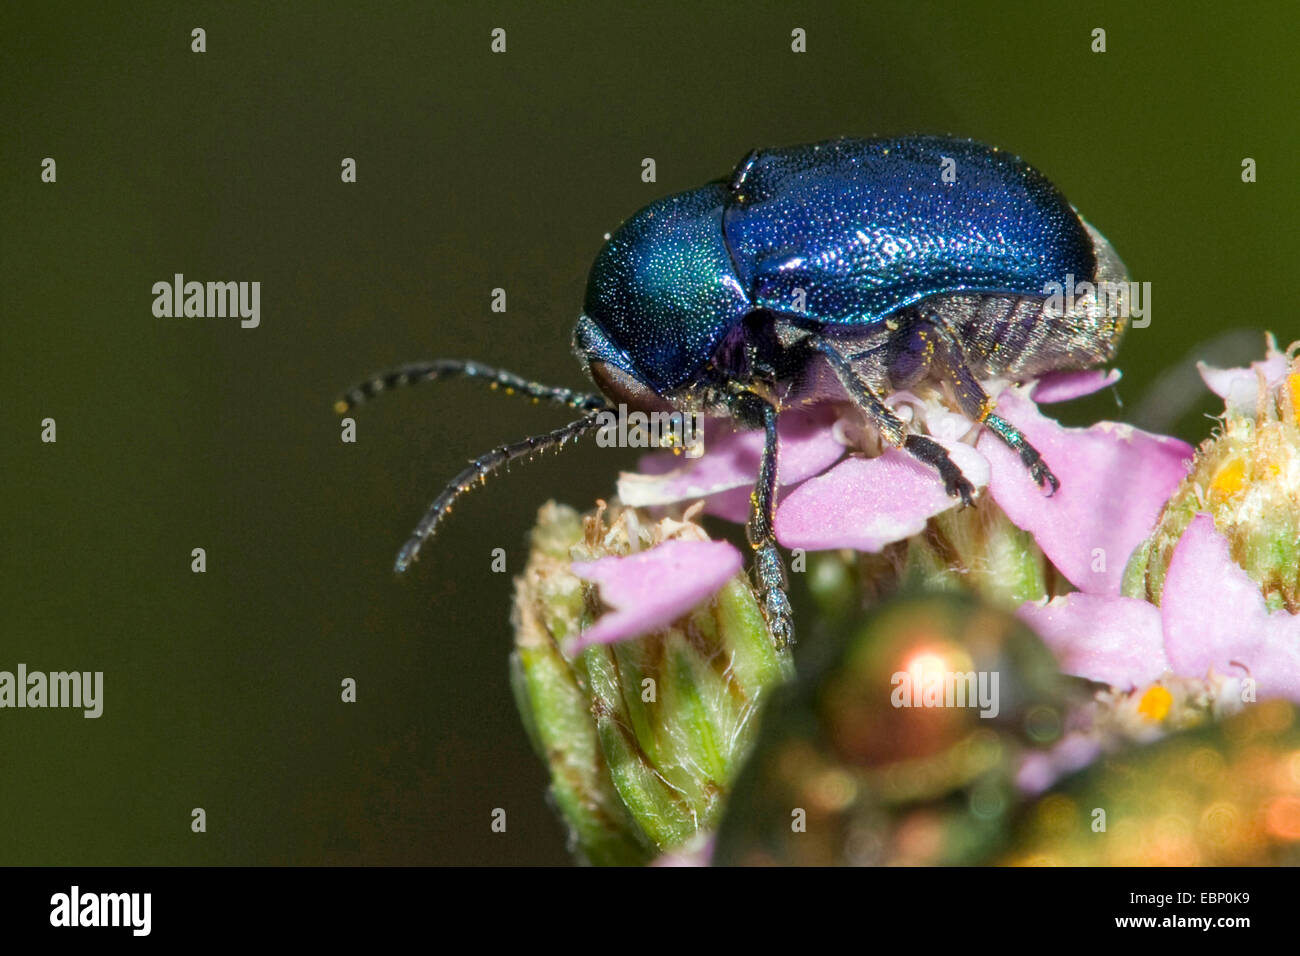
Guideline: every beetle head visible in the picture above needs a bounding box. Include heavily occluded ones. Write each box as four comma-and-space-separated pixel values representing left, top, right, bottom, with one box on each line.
576, 183, 750, 401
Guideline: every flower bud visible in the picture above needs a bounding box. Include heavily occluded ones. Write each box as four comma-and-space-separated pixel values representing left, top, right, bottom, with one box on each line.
1125, 340, 1300, 612
511, 501, 792, 863
804, 495, 1056, 624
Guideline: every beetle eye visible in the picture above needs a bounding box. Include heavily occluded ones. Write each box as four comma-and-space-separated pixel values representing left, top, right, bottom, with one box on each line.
587, 360, 675, 414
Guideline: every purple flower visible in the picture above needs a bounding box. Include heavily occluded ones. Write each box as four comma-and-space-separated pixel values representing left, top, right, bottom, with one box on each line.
1016, 733, 1105, 796
1020, 341, 1300, 700
618, 404, 846, 523
774, 442, 990, 552
1198, 350, 1292, 415
1019, 514, 1300, 699
1162, 514, 1300, 696
974, 390, 1191, 595
570, 539, 742, 649
650, 835, 715, 867
621, 368, 1193, 597
1017, 592, 1167, 688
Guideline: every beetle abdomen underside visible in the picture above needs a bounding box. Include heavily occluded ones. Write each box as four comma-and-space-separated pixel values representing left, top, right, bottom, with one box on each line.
937, 219, 1129, 379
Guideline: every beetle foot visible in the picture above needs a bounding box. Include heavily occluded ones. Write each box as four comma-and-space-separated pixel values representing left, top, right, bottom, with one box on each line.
982, 413, 1059, 496
1021, 448, 1060, 496
762, 592, 796, 650
904, 434, 975, 508
753, 542, 795, 648
947, 472, 977, 508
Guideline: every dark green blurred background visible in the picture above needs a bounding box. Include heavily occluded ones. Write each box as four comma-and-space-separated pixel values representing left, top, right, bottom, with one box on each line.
2, 1, 1295, 865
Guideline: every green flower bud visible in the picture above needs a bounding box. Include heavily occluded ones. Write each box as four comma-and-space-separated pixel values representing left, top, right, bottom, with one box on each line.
804, 496, 1054, 624
510, 504, 651, 866
511, 501, 793, 863
1125, 344, 1300, 611
904, 496, 1053, 610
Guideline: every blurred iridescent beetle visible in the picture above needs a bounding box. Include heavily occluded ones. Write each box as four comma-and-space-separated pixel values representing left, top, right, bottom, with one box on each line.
337, 135, 1129, 648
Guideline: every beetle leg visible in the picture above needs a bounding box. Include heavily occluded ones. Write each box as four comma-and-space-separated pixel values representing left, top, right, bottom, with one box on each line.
812, 339, 976, 506
727, 389, 795, 649
980, 413, 1059, 494
335, 359, 610, 415
924, 319, 1060, 495
394, 410, 608, 572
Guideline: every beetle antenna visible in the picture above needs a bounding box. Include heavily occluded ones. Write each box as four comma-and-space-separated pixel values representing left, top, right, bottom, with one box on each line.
393, 409, 608, 572
335, 360, 609, 415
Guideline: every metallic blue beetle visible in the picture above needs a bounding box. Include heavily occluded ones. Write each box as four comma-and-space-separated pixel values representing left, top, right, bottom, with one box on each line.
339, 136, 1128, 648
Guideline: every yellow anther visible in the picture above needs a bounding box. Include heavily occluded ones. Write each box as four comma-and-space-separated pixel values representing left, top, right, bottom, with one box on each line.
1209, 457, 1246, 501
333, 400, 349, 415
1287, 372, 1300, 424
1137, 685, 1173, 722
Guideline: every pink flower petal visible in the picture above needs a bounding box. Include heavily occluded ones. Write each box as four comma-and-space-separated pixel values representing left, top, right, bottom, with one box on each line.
651, 835, 715, 866
695, 485, 763, 523
1197, 354, 1291, 414
1031, 368, 1122, 404
979, 390, 1193, 595
617, 405, 845, 511
1016, 733, 1105, 795
1018, 593, 1168, 688
1161, 513, 1300, 701
774, 441, 989, 551
570, 539, 743, 650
